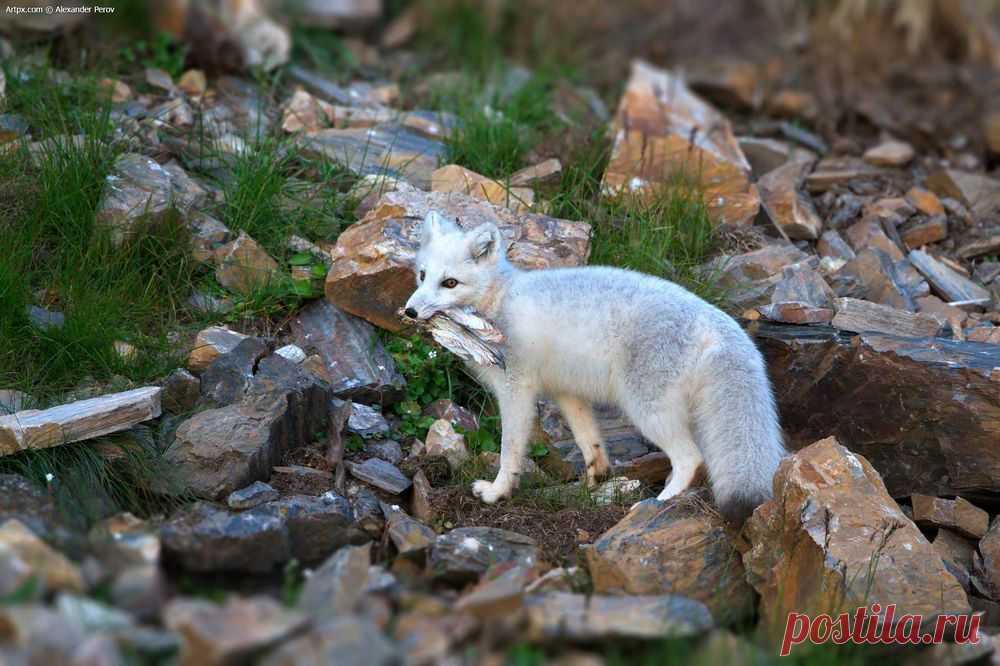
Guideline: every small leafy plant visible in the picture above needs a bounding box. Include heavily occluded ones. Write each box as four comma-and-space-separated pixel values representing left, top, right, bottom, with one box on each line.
384, 334, 459, 439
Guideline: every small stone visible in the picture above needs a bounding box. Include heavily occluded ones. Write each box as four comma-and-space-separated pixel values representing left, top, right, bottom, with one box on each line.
925, 168, 1000, 219
591, 477, 642, 506
917, 295, 969, 328
88, 512, 159, 574
351, 489, 384, 538
900, 215, 948, 249
510, 158, 562, 187
347, 402, 390, 438
424, 419, 469, 471
909, 249, 991, 304
384, 504, 435, 555
215, 231, 280, 294
758, 159, 823, 240
863, 139, 915, 167
162, 368, 200, 413
228, 481, 280, 510
422, 399, 479, 432
110, 564, 166, 623
177, 69, 207, 97
187, 212, 233, 264
144, 67, 174, 92
832, 297, 940, 338
96, 153, 175, 245
27, 304, 64, 330
188, 291, 234, 315
164, 596, 308, 666
261, 616, 400, 666
906, 187, 945, 216
430, 527, 538, 584
911, 494, 989, 539
347, 458, 411, 494
766, 89, 818, 120
298, 543, 370, 619
186, 326, 248, 374
367, 439, 403, 465
99, 78, 132, 103
455, 562, 538, 618
274, 344, 306, 364
432, 164, 534, 214
410, 469, 434, 523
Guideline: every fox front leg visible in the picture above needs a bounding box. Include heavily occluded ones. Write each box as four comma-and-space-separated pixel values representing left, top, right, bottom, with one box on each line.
471, 389, 536, 503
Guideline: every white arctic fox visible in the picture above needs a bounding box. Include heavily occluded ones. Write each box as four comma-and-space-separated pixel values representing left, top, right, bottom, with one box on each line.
403, 212, 786, 521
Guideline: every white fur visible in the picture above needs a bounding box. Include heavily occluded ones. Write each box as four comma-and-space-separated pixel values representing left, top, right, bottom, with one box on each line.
404, 213, 787, 521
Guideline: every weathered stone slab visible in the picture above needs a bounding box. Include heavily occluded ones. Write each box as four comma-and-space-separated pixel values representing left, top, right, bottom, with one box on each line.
0, 387, 161, 456
601, 60, 759, 227
752, 321, 1000, 498
324, 189, 591, 331
831, 297, 941, 338
909, 249, 991, 304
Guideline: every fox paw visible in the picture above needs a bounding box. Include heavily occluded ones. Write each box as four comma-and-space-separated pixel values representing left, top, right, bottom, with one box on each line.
471, 480, 510, 504
585, 460, 611, 488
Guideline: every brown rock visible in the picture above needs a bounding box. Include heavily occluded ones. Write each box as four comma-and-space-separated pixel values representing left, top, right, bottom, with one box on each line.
187, 212, 234, 264
347, 174, 417, 219
757, 266, 835, 325
957, 235, 1000, 260
806, 157, 885, 193
410, 469, 434, 524
510, 158, 562, 187
177, 69, 207, 97
766, 89, 818, 120
968, 326, 1000, 344
845, 218, 904, 261
985, 111, 1000, 156
96, 153, 175, 246
832, 297, 941, 338
917, 295, 969, 328
744, 437, 969, 642
281, 88, 335, 133
0, 519, 85, 597
906, 187, 945, 216
455, 562, 538, 619
687, 60, 761, 110
421, 399, 478, 433
99, 78, 132, 103
817, 230, 856, 261
933, 528, 976, 572
758, 160, 822, 240
753, 321, 1000, 498
297, 543, 370, 619
837, 249, 919, 310
215, 232, 280, 294
863, 139, 915, 167
974, 517, 1000, 599
164, 596, 308, 666
431, 164, 534, 214
925, 169, 1000, 219
911, 495, 989, 539
187, 326, 248, 374
900, 215, 948, 249
324, 190, 590, 331
601, 60, 759, 228
383, 504, 435, 555
586, 494, 754, 621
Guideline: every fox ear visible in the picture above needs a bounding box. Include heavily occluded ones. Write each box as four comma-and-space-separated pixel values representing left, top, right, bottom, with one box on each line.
420, 211, 457, 245
468, 224, 503, 263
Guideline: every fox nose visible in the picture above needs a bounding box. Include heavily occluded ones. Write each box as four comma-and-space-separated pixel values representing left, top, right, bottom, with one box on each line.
404, 307, 418, 319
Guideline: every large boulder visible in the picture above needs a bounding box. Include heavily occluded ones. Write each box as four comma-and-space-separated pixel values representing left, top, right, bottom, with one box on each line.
166, 355, 331, 500
324, 190, 591, 331
585, 494, 754, 622
753, 321, 1000, 498
743, 437, 969, 642
601, 60, 759, 227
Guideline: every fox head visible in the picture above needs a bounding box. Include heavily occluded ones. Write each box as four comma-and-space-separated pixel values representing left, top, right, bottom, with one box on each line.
403, 211, 506, 320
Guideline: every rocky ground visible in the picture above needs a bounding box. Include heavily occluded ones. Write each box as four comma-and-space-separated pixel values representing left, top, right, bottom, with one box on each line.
3, 1, 1000, 664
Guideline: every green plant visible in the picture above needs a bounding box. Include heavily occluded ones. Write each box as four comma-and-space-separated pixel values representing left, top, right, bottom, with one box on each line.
436, 70, 560, 179
119, 32, 189, 80
384, 334, 460, 439
280, 559, 304, 606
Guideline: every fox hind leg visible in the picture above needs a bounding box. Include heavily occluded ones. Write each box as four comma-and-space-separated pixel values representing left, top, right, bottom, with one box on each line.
554, 394, 610, 486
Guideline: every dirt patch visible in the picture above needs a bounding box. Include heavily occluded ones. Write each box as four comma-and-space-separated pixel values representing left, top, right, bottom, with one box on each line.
284, 447, 333, 471
429, 486, 627, 567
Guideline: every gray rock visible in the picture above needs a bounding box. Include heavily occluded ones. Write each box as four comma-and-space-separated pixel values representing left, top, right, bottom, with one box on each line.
430, 527, 539, 584
383, 504, 435, 556
256, 493, 362, 564
161, 501, 291, 573
227, 481, 279, 510
88, 512, 159, 575
290, 299, 404, 405
96, 153, 174, 246
350, 488, 384, 539
161, 368, 200, 413
166, 355, 331, 500
347, 458, 411, 495
347, 402, 390, 438
199, 337, 270, 407
367, 439, 403, 465
298, 543, 371, 619
187, 290, 234, 315
260, 616, 401, 666
110, 564, 166, 623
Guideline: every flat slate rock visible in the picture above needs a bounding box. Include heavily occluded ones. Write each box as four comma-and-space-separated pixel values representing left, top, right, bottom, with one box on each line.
347, 458, 411, 494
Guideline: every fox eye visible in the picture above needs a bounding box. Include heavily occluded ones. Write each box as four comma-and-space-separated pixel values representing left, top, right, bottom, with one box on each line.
418, 270, 425, 282
441, 278, 459, 289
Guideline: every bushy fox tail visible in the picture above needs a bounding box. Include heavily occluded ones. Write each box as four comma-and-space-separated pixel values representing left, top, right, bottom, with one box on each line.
692, 345, 786, 523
